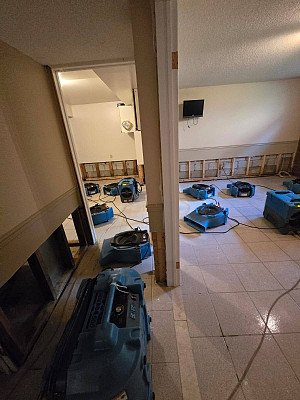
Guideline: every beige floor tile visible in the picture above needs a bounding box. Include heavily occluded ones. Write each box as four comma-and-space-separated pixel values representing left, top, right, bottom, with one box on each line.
275, 240, 300, 260
274, 333, 300, 380
201, 263, 245, 292
249, 290, 300, 333
213, 230, 244, 245
263, 260, 300, 289
151, 310, 179, 363
247, 241, 291, 262
289, 289, 300, 306
263, 229, 299, 241
172, 287, 187, 321
211, 292, 265, 335
191, 337, 245, 400
180, 243, 198, 266
235, 206, 262, 217
220, 243, 260, 264
183, 294, 222, 337
175, 320, 202, 400
194, 244, 229, 265
180, 265, 207, 294
151, 284, 173, 311
226, 335, 300, 400
236, 228, 271, 243
152, 363, 183, 400
231, 262, 283, 291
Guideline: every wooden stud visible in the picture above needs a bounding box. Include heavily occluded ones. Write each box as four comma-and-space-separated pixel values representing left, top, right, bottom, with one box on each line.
246, 156, 250, 176
151, 231, 167, 283
0, 307, 25, 366
123, 160, 128, 176
260, 155, 266, 175
231, 158, 235, 177
109, 162, 114, 177
80, 164, 87, 180
216, 159, 220, 178
202, 160, 205, 179
95, 162, 101, 178
187, 161, 191, 180
52, 225, 75, 270
28, 251, 56, 301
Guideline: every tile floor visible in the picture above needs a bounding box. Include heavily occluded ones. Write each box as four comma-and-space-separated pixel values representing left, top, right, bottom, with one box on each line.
66, 176, 300, 400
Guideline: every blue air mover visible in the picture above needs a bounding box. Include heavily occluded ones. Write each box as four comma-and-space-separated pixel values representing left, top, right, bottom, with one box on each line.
227, 181, 255, 197
43, 268, 153, 400
283, 179, 300, 194
90, 203, 114, 225
184, 203, 229, 232
100, 229, 151, 267
103, 182, 119, 196
118, 177, 142, 203
263, 190, 300, 234
183, 183, 216, 200
84, 182, 100, 196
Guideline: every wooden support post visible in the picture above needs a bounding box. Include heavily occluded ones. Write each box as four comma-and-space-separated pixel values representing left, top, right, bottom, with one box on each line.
187, 161, 191, 180
72, 206, 94, 246
52, 225, 75, 270
123, 161, 128, 176
231, 158, 235, 177
28, 251, 56, 301
276, 154, 282, 174
202, 160, 205, 179
0, 308, 25, 366
260, 155, 266, 175
80, 164, 87, 180
95, 162, 101, 179
216, 159, 220, 177
246, 156, 250, 176
109, 162, 114, 177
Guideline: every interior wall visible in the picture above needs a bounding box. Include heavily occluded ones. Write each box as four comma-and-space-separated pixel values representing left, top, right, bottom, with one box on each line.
179, 78, 300, 160
70, 102, 137, 163
0, 41, 80, 286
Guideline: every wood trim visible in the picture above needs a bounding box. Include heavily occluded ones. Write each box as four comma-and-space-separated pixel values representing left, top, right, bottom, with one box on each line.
80, 164, 87, 180
28, 251, 56, 301
172, 51, 178, 69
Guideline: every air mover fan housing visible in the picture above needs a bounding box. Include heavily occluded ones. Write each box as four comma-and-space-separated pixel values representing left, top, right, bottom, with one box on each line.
103, 182, 119, 196
184, 203, 229, 232
227, 181, 255, 197
263, 190, 300, 234
43, 268, 153, 400
283, 179, 300, 194
100, 229, 151, 267
84, 182, 100, 196
90, 204, 114, 225
118, 178, 140, 203
183, 183, 216, 200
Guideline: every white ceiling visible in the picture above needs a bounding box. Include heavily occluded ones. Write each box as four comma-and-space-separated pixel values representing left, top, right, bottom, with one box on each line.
1, 1, 299, 88
0, 0, 134, 66
59, 70, 120, 105
94, 64, 137, 104
178, 0, 300, 88
59, 65, 137, 106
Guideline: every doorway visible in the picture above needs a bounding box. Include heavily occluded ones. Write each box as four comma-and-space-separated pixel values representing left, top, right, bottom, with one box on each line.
53, 64, 153, 276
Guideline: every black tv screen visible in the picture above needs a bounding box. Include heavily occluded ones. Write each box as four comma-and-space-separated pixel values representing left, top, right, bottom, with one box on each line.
183, 99, 204, 118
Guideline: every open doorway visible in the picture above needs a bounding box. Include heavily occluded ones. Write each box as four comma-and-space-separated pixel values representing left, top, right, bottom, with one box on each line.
54, 64, 153, 275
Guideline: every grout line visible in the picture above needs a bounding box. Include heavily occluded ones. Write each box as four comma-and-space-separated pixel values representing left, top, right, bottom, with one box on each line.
175, 320, 202, 400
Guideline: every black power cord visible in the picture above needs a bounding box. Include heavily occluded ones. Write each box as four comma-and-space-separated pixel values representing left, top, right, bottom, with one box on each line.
226, 276, 300, 400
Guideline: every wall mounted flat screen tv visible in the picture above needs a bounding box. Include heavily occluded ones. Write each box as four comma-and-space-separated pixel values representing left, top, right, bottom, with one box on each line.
183, 99, 204, 118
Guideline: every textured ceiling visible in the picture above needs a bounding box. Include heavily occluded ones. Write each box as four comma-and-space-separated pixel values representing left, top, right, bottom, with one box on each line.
59, 70, 119, 105
0, 1, 134, 66
94, 64, 137, 104
178, 0, 300, 88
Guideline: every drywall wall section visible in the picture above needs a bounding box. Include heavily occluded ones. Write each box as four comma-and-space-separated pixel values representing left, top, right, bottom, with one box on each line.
70, 102, 136, 163
179, 79, 300, 160
0, 40, 80, 286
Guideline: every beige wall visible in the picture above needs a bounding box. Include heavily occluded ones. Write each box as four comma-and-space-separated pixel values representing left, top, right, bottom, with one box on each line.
70, 102, 137, 163
0, 41, 79, 286
179, 79, 300, 157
